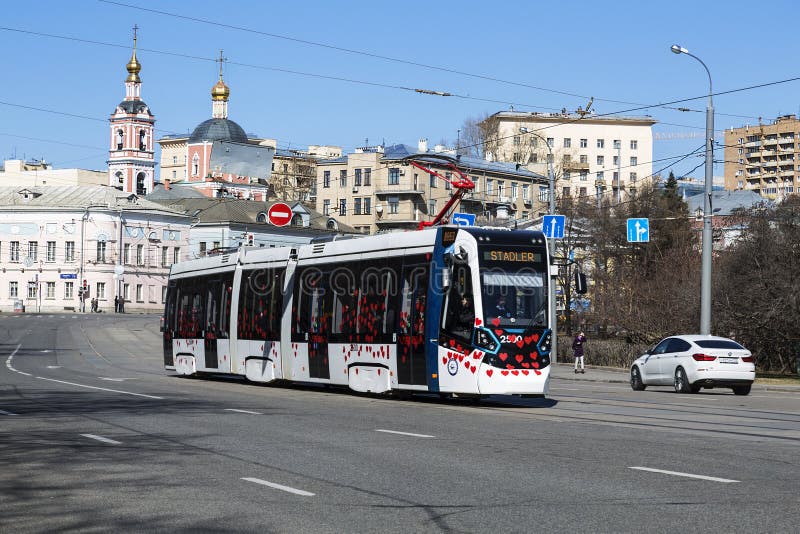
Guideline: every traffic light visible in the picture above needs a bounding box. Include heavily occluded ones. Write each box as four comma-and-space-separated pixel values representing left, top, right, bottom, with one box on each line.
247, 233, 255, 246
575, 272, 587, 295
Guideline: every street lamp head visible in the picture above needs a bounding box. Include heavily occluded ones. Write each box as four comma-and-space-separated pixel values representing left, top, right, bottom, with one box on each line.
671, 44, 688, 55
519, 127, 529, 133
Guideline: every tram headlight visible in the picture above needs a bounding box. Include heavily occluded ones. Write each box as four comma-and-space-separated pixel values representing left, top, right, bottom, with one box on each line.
475, 328, 498, 352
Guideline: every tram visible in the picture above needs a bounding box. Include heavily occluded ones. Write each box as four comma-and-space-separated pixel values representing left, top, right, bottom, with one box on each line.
162, 226, 554, 397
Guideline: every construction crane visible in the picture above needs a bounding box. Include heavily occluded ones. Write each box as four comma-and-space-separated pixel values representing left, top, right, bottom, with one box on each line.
403, 154, 474, 230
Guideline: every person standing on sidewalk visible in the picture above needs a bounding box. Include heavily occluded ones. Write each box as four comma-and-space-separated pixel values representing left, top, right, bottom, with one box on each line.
572, 331, 586, 374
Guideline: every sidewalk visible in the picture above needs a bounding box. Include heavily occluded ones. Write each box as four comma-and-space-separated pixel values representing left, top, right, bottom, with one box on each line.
550, 363, 800, 393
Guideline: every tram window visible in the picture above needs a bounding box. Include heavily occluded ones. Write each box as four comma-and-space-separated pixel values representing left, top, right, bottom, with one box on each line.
239, 268, 283, 340
331, 264, 356, 336
294, 267, 332, 336
442, 263, 474, 342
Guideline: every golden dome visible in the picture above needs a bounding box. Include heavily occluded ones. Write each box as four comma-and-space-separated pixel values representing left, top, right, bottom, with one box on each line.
126, 50, 141, 83
211, 77, 230, 101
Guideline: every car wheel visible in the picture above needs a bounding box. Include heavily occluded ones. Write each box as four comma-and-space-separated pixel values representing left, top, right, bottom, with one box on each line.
673, 367, 691, 393
630, 366, 646, 391
689, 383, 701, 394
732, 384, 751, 396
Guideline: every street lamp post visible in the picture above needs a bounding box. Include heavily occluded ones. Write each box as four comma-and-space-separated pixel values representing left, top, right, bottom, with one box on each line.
671, 44, 714, 335
520, 127, 558, 364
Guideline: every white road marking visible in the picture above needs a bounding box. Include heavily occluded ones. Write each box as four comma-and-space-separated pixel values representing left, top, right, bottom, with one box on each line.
225, 409, 262, 415
46, 365, 61, 369
35, 376, 163, 399
0, 409, 19, 416
80, 434, 122, 445
99, 377, 135, 382
242, 477, 314, 496
629, 466, 739, 483
5, 344, 31, 376
376, 429, 435, 438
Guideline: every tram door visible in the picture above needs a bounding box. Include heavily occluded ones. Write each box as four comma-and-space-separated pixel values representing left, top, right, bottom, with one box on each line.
204, 276, 233, 371
307, 286, 330, 379
162, 281, 177, 367
398, 262, 429, 385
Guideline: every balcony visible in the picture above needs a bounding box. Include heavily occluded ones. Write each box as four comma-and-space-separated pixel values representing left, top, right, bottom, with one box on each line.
374, 188, 425, 196
563, 161, 590, 171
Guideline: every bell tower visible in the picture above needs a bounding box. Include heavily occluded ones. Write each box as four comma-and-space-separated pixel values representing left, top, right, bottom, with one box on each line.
108, 25, 156, 195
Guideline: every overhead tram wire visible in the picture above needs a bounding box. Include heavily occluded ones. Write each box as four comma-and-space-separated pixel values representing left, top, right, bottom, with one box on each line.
97, 0, 761, 120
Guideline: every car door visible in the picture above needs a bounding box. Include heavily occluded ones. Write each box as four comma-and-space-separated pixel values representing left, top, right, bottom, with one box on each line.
641, 339, 670, 384
663, 338, 693, 383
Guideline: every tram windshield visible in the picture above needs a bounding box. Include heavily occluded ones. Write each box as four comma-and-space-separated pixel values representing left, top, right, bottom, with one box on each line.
478, 246, 548, 328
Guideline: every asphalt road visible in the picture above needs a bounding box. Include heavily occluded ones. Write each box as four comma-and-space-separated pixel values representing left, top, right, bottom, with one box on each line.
1, 313, 798, 533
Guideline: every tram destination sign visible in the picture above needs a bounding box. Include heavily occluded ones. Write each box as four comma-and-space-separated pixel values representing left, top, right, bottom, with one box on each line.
482, 250, 543, 263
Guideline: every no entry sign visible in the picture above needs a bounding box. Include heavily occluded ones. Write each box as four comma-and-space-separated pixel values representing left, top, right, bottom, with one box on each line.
267, 202, 293, 227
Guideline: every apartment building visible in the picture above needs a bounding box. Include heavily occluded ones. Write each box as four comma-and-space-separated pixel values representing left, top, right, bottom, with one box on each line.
487, 111, 656, 203
724, 114, 799, 199
315, 141, 547, 234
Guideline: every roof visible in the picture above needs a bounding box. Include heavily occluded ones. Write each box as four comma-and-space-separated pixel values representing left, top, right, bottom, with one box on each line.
115, 99, 152, 116
0, 185, 185, 216
147, 183, 208, 201
189, 118, 248, 144
383, 144, 544, 179
685, 190, 769, 216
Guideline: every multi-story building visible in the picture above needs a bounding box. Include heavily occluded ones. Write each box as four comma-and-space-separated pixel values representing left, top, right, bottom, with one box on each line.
1, 159, 106, 187
315, 141, 546, 234
724, 114, 799, 199
0, 185, 190, 313
487, 110, 656, 203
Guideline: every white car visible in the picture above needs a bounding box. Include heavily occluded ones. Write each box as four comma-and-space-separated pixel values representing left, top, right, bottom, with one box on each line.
630, 335, 755, 395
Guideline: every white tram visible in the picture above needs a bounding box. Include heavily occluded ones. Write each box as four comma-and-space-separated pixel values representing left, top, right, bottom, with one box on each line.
162, 226, 554, 397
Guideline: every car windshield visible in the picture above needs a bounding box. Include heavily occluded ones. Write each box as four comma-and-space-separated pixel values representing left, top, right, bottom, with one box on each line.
695, 339, 745, 350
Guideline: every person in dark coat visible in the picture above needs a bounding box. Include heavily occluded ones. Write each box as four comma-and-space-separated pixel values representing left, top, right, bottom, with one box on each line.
572, 331, 586, 374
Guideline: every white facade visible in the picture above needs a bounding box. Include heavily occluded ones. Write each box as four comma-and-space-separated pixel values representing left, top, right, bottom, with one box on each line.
491, 111, 656, 203
0, 186, 190, 313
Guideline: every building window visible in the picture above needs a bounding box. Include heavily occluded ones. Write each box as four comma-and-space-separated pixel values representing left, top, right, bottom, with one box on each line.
340, 170, 347, 188
364, 197, 371, 214
580, 138, 588, 148
323, 199, 330, 216
354, 197, 362, 215
546, 138, 554, 148
630, 172, 638, 183
529, 137, 538, 148
597, 155, 604, 166
563, 186, 571, 197
354, 168, 362, 186
388, 168, 400, 185
65, 281, 74, 299
388, 197, 399, 214
45, 282, 55, 299
96, 242, 106, 263
124, 243, 131, 264
613, 139, 621, 149
529, 153, 538, 164
123, 284, 129, 301
563, 138, 571, 148
445, 172, 452, 190
513, 153, 521, 163
613, 155, 619, 166
65, 241, 75, 262
364, 168, 371, 186
172, 155, 178, 164
161, 246, 168, 267
9, 281, 18, 298
27, 282, 37, 299
613, 171, 619, 183
630, 140, 638, 150
46, 241, 56, 263
513, 135, 521, 146
596, 171, 604, 182
579, 187, 587, 196
563, 154, 571, 164
564, 171, 571, 181
486, 179, 494, 195
136, 244, 144, 265
738, 148, 744, 155
97, 282, 106, 300
429, 173, 437, 188
580, 171, 588, 181
597, 139, 605, 149
28, 242, 38, 262
428, 199, 436, 215
136, 284, 144, 303
497, 181, 505, 198
323, 170, 330, 188
579, 154, 588, 164
173, 247, 180, 264
511, 182, 518, 199
339, 199, 347, 216
522, 184, 530, 200
630, 156, 638, 166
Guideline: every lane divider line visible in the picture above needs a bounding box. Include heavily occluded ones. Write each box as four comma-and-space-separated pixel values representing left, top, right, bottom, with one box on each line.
36, 376, 163, 399
81, 434, 122, 445
5, 344, 31, 376
241, 477, 315, 496
225, 409, 262, 415
629, 466, 739, 483
375, 429, 435, 438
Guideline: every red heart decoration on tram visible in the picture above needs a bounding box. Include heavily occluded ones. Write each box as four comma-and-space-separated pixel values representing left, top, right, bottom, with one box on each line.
515, 339, 524, 348
521, 370, 529, 375
492, 317, 500, 327
501, 370, 509, 376
532, 334, 540, 342
469, 365, 476, 374
534, 370, 541, 375
515, 354, 524, 363
495, 329, 504, 336
486, 369, 493, 377
475, 318, 482, 326
511, 370, 519, 376
442, 356, 447, 364
498, 352, 508, 362
449, 339, 456, 347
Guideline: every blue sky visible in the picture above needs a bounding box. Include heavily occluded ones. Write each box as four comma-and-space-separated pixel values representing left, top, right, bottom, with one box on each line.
2, 0, 799, 179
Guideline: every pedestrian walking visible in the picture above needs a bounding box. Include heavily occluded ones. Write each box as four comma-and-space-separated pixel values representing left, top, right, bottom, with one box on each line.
114, 295, 120, 313
91, 297, 98, 313
572, 331, 586, 374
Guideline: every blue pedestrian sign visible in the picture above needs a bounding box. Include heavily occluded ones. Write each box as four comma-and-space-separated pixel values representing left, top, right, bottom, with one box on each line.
627, 218, 650, 243
452, 212, 476, 226
542, 214, 566, 239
